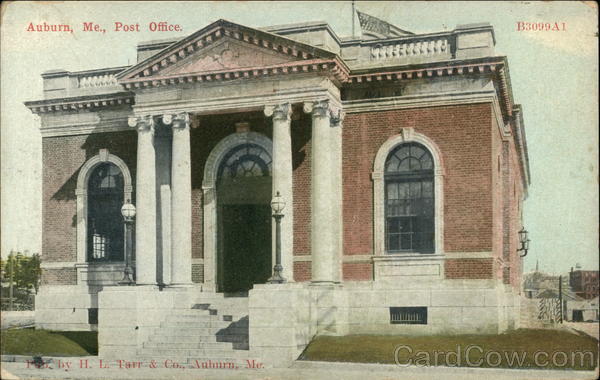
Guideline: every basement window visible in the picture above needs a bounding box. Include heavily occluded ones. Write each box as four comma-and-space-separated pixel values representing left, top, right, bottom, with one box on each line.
390, 307, 427, 324
88, 308, 98, 325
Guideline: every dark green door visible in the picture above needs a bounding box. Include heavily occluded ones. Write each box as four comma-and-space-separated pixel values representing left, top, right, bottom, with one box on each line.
221, 204, 272, 293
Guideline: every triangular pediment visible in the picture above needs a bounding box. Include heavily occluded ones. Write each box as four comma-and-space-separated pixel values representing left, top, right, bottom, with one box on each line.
117, 19, 338, 83
161, 38, 298, 76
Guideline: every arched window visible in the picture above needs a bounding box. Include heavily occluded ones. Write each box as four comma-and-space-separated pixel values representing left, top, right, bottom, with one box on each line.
217, 143, 272, 181
384, 143, 434, 253
87, 163, 124, 261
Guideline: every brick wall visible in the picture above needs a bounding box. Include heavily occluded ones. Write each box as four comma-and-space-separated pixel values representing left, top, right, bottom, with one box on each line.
291, 113, 312, 256
445, 258, 494, 279
343, 104, 494, 280
191, 263, 204, 283
293, 261, 311, 282
508, 135, 525, 290
41, 268, 77, 285
343, 262, 373, 281
42, 131, 137, 271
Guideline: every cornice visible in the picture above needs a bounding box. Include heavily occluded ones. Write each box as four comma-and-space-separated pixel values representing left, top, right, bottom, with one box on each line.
120, 58, 349, 89
343, 89, 498, 113
345, 57, 513, 122
25, 92, 134, 114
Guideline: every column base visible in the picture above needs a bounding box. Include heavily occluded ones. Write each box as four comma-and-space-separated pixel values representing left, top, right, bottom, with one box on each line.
134, 284, 159, 289
309, 280, 337, 286
167, 283, 194, 288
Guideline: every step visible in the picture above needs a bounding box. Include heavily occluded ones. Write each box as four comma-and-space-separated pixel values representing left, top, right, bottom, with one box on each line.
166, 314, 219, 322
154, 327, 249, 336
137, 348, 250, 358
167, 313, 248, 324
143, 341, 235, 350
144, 341, 249, 350
167, 310, 212, 317
149, 333, 248, 344
160, 320, 248, 329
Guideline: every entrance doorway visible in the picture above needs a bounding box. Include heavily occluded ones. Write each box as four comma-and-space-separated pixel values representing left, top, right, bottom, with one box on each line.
216, 143, 272, 293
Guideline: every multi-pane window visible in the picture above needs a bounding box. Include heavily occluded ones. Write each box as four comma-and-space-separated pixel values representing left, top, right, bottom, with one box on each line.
217, 143, 272, 181
385, 143, 434, 253
87, 163, 124, 261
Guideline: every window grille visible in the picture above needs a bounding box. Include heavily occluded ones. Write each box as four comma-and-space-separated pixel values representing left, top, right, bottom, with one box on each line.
390, 307, 427, 324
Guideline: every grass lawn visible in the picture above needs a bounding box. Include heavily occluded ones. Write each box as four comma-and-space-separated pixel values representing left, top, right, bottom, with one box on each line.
301, 328, 599, 370
1, 328, 98, 356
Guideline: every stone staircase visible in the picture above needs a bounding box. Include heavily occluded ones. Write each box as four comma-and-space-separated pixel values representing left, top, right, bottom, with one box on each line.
136, 293, 254, 366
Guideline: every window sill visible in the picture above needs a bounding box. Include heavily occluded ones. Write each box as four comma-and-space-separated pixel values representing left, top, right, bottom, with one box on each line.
373, 253, 445, 262
75, 261, 128, 269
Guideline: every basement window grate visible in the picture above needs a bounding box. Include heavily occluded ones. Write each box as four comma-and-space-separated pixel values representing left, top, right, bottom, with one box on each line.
390, 307, 427, 324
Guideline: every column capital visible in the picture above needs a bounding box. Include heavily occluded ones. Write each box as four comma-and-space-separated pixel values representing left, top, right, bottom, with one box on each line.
303, 100, 344, 126
163, 112, 190, 130
264, 103, 291, 122
128, 115, 154, 133
331, 108, 345, 128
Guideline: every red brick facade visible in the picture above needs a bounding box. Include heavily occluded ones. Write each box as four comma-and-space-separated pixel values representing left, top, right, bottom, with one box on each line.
41, 103, 525, 286
342, 103, 505, 281
42, 131, 137, 265
445, 258, 494, 279
293, 261, 311, 282
40, 268, 77, 285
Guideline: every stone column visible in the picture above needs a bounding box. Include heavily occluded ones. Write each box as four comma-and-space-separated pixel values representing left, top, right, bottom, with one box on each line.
304, 100, 340, 283
164, 113, 193, 286
264, 103, 294, 282
128, 115, 157, 286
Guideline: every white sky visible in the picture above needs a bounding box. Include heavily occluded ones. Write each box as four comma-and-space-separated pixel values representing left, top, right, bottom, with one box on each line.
1, 1, 598, 274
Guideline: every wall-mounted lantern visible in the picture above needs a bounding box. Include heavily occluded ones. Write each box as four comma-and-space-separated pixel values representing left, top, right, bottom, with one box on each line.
518, 227, 530, 257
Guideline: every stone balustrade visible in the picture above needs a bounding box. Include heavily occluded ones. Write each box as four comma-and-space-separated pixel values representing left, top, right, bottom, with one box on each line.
78, 73, 119, 88
370, 38, 450, 60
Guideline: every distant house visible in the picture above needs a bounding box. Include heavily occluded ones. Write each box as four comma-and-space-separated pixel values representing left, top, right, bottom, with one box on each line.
569, 267, 599, 300
523, 271, 569, 299
566, 297, 599, 322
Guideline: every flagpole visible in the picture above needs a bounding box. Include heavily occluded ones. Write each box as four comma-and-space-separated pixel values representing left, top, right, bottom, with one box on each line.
352, 0, 356, 38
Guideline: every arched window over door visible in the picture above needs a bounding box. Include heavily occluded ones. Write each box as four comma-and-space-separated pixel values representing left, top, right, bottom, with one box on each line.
87, 163, 124, 261
384, 143, 435, 253
217, 143, 272, 181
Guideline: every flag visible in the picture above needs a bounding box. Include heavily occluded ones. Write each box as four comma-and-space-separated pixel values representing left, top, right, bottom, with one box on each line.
356, 10, 414, 37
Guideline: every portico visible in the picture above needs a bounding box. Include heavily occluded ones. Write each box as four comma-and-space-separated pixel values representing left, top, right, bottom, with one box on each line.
127, 98, 344, 290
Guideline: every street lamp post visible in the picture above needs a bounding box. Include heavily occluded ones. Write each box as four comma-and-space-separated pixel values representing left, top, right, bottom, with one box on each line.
269, 191, 286, 284
119, 202, 136, 285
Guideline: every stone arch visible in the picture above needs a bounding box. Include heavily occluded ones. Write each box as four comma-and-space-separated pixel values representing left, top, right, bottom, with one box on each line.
202, 131, 273, 189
